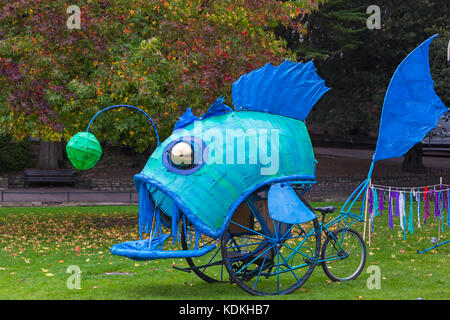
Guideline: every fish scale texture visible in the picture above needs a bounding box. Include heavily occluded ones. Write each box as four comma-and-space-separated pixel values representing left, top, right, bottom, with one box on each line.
140, 111, 315, 235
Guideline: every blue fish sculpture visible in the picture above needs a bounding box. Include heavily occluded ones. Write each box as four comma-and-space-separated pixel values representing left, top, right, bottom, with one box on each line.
111, 59, 330, 260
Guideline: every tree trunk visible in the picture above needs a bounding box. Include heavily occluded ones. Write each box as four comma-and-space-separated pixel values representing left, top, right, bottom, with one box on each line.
37, 141, 64, 169
401, 143, 426, 173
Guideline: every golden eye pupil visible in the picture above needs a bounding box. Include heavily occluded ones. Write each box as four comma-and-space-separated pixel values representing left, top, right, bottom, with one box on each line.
169, 141, 194, 167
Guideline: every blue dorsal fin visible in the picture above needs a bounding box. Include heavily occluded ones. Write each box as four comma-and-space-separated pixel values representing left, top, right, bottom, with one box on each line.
201, 96, 233, 120
232, 59, 330, 121
173, 108, 199, 130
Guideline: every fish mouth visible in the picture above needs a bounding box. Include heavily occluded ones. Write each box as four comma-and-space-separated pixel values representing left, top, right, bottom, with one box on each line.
133, 173, 218, 238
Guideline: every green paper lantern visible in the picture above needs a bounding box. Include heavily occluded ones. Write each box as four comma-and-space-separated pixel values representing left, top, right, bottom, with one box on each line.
66, 132, 102, 170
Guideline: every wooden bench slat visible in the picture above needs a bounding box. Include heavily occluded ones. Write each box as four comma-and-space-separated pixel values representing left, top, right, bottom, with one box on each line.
24, 169, 77, 187
26, 177, 77, 181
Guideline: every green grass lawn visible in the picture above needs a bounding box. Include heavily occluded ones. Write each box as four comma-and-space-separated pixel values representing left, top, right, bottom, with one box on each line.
0, 204, 448, 300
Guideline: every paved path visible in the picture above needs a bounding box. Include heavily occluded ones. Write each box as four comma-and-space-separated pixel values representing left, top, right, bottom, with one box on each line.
0, 187, 138, 205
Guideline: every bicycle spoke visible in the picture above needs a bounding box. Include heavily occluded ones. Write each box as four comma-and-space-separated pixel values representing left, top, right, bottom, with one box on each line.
230, 220, 272, 241
221, 188, 321, 295
253, 249, 270, 289
276, 246, 300, 283
234, 243, 276, 275
321, 228, 366, 281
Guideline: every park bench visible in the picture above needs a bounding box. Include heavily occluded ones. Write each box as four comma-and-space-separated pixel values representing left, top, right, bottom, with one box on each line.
24, 169, 77, 187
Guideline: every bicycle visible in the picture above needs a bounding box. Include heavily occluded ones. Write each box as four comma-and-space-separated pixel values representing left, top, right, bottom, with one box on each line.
218, 184, 368, 295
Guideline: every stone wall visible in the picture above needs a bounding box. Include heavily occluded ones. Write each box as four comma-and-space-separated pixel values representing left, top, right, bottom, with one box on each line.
0, 177, 8, 190
5, 172, 449, 199
88, 178, 135, 191
6, 174, 135, 191
7, 174, 24, 188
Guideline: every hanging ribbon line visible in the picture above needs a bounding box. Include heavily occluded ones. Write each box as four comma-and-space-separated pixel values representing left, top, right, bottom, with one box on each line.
371, 183, 450, 193
366, 181, 449, 242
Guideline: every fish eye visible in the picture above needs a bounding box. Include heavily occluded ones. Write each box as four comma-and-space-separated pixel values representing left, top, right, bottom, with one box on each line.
169, 141, 195, 169
163, 137, 207, 175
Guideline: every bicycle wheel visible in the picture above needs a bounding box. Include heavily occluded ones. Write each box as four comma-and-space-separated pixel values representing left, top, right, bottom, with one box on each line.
220, 187, 321, 296
180, 218, 227, 283
321, 227, 367, 282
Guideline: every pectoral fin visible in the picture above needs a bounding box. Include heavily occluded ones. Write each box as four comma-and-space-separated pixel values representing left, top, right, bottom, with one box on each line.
268, 183, 317, 224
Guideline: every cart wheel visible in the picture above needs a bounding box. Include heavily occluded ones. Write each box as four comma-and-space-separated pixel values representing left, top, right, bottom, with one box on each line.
321, 228, 367, 282
220, 187, 321, 296
181, 219, 227, 283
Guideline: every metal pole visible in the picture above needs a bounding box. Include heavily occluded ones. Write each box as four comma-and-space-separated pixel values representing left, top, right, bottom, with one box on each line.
86, 105, 160, 146
417, 239, 450, 254
363, 162, 375, 242
363, 179, 371, 242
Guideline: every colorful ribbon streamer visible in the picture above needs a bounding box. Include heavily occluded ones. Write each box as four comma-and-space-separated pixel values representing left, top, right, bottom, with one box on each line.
379, 189, 384, 215
388, 189, 394, 229
408, 191, 414, 235
367, 182, 449, 241
424, 187, 430, 224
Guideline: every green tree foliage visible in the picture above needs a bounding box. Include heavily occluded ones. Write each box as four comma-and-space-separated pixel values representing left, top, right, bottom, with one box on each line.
0, 0, 324, 152
289, 0, 449, 136
0, 133, 30, 172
